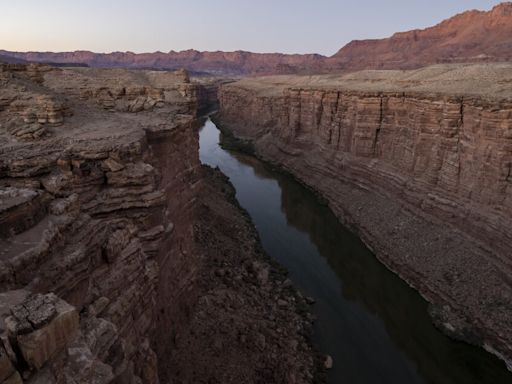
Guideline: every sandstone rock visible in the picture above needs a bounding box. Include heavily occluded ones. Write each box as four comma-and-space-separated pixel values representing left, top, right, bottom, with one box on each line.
129, 96, 146, 113
3, 3, 512, 76
328, 3, 512, 71
0, 51, 324, 76
87, 297, 110, 317
217, 66, 512, 369
5, 293, 79, 369
0, 187, 50, 238
277, 299, 288, 307
257, 267, 269, 286
61, 340, 115, 384
2, 371, 22, 384
0, 63, 317, 384
0, 345, 16, 382
47, 193, 79, 216
174, 69, 190, 83
101, 157, 125, 172
0, 83, 70, 142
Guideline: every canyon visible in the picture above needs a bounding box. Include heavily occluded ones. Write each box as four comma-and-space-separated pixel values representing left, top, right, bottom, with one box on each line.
215, 63, 512, 370
0, 63, 317, 383
2, 60, 512, 383
2, 2, 512, 383
2, 2, 512, 75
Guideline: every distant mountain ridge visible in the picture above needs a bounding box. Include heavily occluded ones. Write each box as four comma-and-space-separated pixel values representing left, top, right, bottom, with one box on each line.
2, 2, 512, 74
0, 54, 27, 64
0, 49, 325, 75
327, 1, 512, 70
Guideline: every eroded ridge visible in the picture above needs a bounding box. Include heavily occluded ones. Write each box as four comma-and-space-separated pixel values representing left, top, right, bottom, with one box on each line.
0, 64, 316, 383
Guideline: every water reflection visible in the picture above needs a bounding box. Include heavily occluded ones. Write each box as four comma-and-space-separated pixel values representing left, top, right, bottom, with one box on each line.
199, 119, 511, 384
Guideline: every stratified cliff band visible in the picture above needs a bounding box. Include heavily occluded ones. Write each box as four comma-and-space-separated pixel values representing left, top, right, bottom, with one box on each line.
0, 64, 316, 383
215, 63, 512, 369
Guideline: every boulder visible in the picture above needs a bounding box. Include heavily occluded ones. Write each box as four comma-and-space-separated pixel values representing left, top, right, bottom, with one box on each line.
5, 293, 79, 369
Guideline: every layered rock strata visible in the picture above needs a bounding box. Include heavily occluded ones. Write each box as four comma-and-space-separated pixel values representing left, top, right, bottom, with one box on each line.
0, 64, 316, 383
216, 63, 512, 369
2, 3, 512, 75
328, 2, 512, 70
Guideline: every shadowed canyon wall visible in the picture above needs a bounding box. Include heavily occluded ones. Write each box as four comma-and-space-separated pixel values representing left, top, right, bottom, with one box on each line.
216, 65, 512, 369
0, 64, 315, 383
0, 63, 202, 383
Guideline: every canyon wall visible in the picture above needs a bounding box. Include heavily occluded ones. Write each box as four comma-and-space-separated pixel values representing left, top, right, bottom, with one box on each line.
0, 65, 316, 383
216, 64, 512, 368
0, 63, 201, 384
327, 2, 512, 70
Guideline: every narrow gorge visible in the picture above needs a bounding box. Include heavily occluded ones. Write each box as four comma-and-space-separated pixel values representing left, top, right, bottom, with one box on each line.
215, 64, 512, 373
2, 60, 512, 384
0, 64, 316, 383
3, 2, 512, 384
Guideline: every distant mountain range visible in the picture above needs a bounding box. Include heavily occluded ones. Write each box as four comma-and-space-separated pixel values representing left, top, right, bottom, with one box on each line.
0, 53, 27, 64
327, 1, 512, 71
2, 2, 512, 74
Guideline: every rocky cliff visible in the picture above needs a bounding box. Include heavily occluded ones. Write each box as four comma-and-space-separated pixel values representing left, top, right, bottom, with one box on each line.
216, 63, 512, 370
328, 2, 512, 70
0, 64, 316, 383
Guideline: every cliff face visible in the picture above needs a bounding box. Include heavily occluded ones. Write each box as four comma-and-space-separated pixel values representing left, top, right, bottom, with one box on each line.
0, 63, 200, 383
328, 2, 512, 70
0, 65, 316, 383
216, 64, 512, 368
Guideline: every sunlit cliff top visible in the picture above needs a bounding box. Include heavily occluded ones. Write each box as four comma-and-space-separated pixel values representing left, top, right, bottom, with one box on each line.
228, 63, 512, 99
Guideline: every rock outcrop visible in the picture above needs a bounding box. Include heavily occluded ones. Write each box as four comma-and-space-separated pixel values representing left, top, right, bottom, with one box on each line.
216, 63, 512, 369
0, 64, 197, 384
5, 293, 79, 370
0, 64, 316, 383
327, 2, 512, 70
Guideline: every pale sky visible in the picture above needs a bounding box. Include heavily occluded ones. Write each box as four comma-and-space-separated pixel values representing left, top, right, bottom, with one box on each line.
0, 0, 504, 56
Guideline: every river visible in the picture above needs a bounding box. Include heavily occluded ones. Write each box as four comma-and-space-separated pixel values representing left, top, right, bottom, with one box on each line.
198, 118, 511, 384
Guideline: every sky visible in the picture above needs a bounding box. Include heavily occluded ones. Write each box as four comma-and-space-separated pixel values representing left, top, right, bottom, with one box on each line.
0, 0, 505, 56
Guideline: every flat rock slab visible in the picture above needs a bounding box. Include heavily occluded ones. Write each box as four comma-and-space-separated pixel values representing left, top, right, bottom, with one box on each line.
5, 293, 79, 369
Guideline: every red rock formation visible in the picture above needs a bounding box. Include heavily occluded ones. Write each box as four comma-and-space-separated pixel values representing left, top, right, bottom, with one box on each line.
2, 3, 512, 74
0, 64, 317, 383
215, 64, 512, 369
0, 49, 325, 75
326, 2, 512, 70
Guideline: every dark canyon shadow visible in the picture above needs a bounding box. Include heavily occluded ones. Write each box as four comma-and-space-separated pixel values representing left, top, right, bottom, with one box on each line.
199, 119, 512, 384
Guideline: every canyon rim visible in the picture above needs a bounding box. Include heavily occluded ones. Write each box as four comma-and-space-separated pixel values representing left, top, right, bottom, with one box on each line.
1, 2, 512, 384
